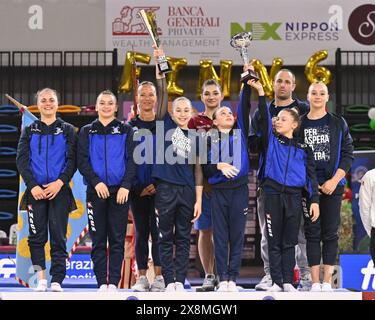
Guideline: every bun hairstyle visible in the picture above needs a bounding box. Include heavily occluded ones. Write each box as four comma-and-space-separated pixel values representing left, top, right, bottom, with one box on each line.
280, 108, 301, 133
96, 90, 117, 104
308, 81, 328, 93
138, 81, 156, 95
35, 88, 59, 104
202, 79, 222, 93
172, 96, 192, 112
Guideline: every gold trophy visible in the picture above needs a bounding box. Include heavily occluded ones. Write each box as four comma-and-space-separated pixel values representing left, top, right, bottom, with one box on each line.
230, 32, 259, 82
138, 9, 171, 74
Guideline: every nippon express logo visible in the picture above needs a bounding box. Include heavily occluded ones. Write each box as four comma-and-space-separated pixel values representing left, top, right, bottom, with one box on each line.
231, 21, 339, 41
349, 4, 375, 45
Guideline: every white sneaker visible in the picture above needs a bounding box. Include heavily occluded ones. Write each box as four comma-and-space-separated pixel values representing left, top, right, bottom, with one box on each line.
97, 284, 108, 292
107, 284, 117, 292
150, 275, 165, 292
310, 283, 322, 292
255, 274, 272, 291
175, 282, 186, 292
50, 282, 63, 292
165, 283, 176, 292
321, 282, 333, 292
34, 279, 48, 292
283, 283, 298, 292
131, 276, 150, 292
227, 281, 239, 292
266, 283, 283, 292
217, 281, 229, 292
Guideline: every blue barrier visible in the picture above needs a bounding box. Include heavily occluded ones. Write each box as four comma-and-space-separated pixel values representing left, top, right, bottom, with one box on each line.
0, 212, 14, 220
0, 189, 17, 199
0, 124, 18, 134
0, 105, 19, 115
0, 147, 17, 156
0, 169, 17, 178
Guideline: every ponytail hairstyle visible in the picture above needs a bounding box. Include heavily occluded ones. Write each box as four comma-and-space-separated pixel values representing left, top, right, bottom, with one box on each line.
283, 108, 301, 133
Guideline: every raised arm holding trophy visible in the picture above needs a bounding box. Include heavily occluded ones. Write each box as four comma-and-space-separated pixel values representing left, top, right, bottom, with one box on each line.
230, 31, 259, 83
138, 9, 171, 74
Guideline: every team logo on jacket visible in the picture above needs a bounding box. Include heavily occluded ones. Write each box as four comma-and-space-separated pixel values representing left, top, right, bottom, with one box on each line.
112, 126, 121, 134
30, 127, 41, 133
54, 127, 63, 135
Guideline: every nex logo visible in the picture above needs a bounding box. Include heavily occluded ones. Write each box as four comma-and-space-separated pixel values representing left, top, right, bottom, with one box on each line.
231, 22, 282, 40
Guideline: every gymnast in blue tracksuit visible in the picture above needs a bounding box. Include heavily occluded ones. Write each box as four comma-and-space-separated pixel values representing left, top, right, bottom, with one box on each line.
202, 81, 251, 292
77, 90, 136, 291
248, 79, 320, 292
152, 95, 203, 292
16, 88, 77, 292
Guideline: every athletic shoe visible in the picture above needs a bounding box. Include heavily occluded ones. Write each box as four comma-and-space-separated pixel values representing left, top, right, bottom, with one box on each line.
50, 282, 63, 292
217, 281, 229, 292
298, 273, 312, 291
255, 274, 272, 291
283, 283, 298, 292
175, 282, 186, 292
201, 274, 216, 292
131, 275, 150, 292
266, 283, 283, 292
34, 279, 48, 292
150, 275, 165, 292
227, 281, 239, 292
310, 282, 322, 292
321, 282, 333, 292
107, 284, 117, 292
165, 283, 176, 292
97, 284, 108, 292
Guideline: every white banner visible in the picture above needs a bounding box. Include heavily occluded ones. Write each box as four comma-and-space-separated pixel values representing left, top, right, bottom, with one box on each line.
105, 0, 375, 65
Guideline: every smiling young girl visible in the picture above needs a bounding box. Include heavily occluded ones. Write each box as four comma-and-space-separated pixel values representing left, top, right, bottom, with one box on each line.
78, 90, 136, 291
300, 82, 353, 292
202, 74, 252, 292
151, 48, 203, 292
248, 79, 320, 292
17, 88, 77, 292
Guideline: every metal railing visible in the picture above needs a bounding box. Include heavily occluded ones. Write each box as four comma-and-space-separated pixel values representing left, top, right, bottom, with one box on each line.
0, 50, 118, 107
335, 48, 375, 115
0, 52, 12, 105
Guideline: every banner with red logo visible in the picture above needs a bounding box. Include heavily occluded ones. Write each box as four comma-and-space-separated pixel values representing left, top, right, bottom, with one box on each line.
105, 0, 375, 65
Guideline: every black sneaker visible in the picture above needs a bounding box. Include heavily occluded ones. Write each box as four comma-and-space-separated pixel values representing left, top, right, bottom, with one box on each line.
200, 274, 216, 292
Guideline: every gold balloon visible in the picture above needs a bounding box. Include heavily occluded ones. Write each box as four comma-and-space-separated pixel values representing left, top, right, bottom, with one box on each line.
219, 60, 233, 99
166, 57, 188, 97
118, 51, 151, 93
304, 50, 332, 85
250, 58, 284, 100
197, 60, 232, 99
269, 58, 284, 83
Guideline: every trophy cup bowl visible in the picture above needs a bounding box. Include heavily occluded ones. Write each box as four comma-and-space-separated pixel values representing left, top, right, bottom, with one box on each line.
138, 9, 171, 74
230, 32, 259, 83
